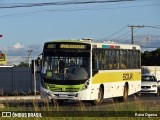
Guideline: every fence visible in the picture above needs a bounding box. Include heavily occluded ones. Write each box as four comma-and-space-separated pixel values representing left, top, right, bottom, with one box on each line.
0, 66, 40, 95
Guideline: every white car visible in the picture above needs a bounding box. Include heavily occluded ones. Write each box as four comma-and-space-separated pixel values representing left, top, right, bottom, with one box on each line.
141, 74, 160, 96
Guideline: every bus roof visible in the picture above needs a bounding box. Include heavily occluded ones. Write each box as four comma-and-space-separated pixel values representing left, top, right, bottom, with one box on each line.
45, 39, 141, 50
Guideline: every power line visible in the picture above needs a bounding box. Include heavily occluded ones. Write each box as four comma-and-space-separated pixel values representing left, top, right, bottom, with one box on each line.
113, 30, 131, 41
100, 25, 127, 41
0, 0, 135, 9
103, 26, 141, 42
144, 25, 160, 29
128, 25, 145, 44
0, 10, 46, 18
127, 25, 160, 44
118, 27, 141, 42
1, 3, 160, 18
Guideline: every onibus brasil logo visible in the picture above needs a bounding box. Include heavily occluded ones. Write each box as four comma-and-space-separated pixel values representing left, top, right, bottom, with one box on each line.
1, 112, 42, 118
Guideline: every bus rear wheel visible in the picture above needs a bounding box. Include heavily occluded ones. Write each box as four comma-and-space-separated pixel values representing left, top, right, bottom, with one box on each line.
113, 84, 128, 102
91, 87, 103, 105
118, 84, 128, 102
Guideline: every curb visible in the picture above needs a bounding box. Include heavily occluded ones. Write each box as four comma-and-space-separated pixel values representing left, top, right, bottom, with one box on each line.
0, 95, 41, 101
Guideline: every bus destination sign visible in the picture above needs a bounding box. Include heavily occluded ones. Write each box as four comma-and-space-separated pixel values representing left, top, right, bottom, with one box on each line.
60, 44, 86, 49
45, 42, 90, 50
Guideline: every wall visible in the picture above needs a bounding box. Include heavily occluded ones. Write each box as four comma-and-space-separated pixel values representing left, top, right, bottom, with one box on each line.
0, 66, 40, 95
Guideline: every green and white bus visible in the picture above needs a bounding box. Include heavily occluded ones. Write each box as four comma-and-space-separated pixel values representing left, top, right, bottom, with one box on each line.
40, 39, 141, 105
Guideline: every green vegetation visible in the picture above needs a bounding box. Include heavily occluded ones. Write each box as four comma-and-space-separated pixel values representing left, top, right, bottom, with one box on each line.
141, 48, 160, 66
16, 62, 29, 67
0, 98, 160, 120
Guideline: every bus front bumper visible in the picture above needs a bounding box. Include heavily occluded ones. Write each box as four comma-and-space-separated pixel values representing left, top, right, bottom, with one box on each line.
40, 86, 80, 100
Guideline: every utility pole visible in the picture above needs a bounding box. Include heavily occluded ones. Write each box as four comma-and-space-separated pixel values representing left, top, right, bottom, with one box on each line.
128, 25, 144, 44
27, 49, 33, 67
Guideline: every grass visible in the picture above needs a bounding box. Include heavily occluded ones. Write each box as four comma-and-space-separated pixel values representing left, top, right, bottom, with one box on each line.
0, 96, 160, 120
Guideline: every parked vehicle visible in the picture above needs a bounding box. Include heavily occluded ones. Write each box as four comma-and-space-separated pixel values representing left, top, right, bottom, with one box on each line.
141, 74, 160, 96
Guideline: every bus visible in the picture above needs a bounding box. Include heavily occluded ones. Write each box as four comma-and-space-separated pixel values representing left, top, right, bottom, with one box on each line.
40, 39, 141, 105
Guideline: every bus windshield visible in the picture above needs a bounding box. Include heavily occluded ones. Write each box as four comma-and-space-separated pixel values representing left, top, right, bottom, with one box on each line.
41, 50, 90, 81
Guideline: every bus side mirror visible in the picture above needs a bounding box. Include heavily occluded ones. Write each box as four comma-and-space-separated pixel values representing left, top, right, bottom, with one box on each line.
36, 57, 42, 66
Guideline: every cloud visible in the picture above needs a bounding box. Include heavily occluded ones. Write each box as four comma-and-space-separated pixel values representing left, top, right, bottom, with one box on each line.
13, 43, 24, 49
6, 56, 26, 65
134, 34, 160, 49
2, 43, 43, 56
134, 35, 159, 46
1, 43, 43, 65
2, 35, 159, 65
120, 34, 160, 52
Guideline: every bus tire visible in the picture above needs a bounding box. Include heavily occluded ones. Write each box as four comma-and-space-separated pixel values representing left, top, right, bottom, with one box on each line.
91, 87, 103, 105
118, 84, 128, 102
51, 99, 64, 106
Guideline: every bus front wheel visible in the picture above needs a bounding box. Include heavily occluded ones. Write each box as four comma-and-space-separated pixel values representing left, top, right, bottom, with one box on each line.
51, 99, 64, 106
91, 87, 103, 106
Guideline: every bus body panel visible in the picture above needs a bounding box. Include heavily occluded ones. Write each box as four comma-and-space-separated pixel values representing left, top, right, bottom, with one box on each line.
91, 69, 141, 99
40, 84, 92, 100
40, 39, 141, 103
90, 81, 141, 99
92, 70, 141, 84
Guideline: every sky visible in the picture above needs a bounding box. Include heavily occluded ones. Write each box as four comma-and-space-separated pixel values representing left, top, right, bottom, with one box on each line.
0, 0, 160, 64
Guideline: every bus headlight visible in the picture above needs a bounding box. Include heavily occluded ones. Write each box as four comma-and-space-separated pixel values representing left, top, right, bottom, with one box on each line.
82, 80, 90, 90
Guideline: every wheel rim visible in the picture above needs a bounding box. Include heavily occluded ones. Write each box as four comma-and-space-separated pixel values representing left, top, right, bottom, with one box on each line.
123, 85, 128, 100
96, 88, 102, 102
97, 91, 101, 102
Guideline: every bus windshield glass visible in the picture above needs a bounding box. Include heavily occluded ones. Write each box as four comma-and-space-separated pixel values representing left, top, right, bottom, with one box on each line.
41, 50, 90, 81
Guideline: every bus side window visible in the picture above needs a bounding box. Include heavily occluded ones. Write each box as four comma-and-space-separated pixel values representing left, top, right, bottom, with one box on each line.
108, 64, 112, 69
92, 54, 99, 70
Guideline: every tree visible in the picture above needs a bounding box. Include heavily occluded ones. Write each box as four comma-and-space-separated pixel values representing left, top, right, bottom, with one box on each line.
141, 48, 160, 66
17, 62, 29, 67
